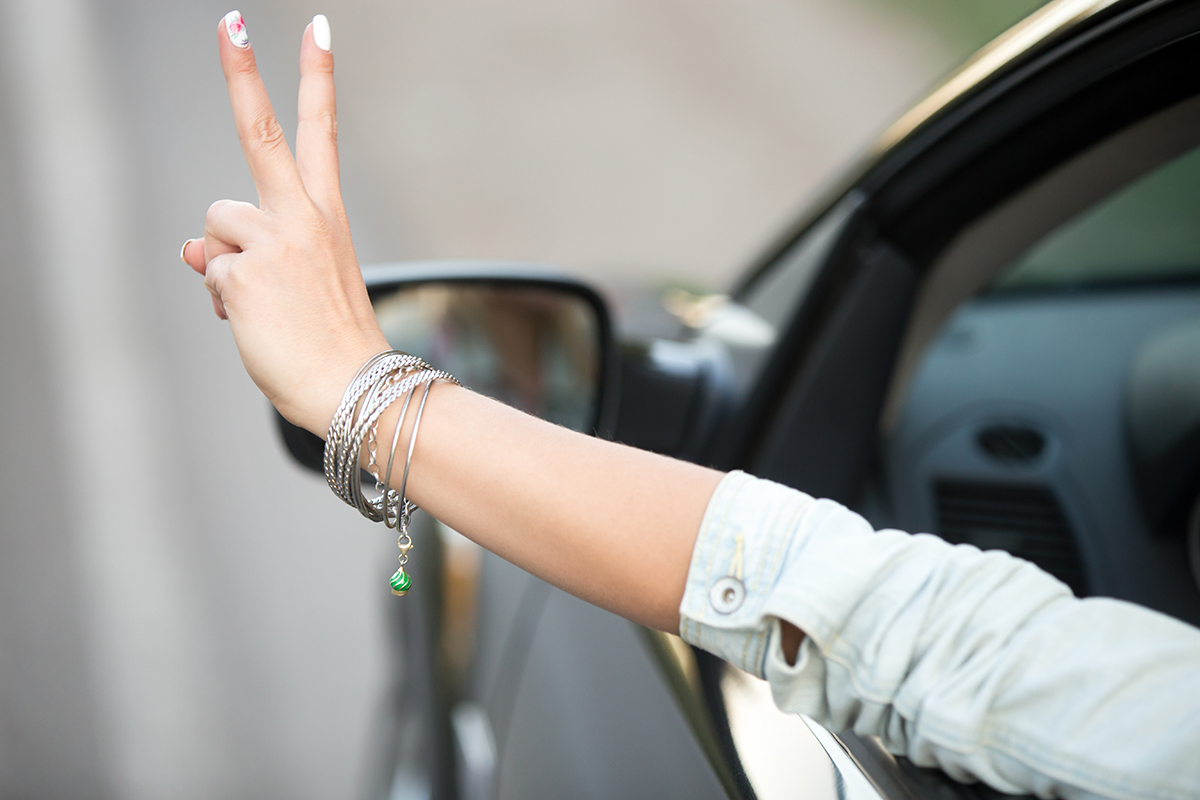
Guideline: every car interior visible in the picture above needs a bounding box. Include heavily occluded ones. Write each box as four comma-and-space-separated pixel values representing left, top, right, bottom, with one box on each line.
882, 93, 1200, 623
720, 2, 1200, 629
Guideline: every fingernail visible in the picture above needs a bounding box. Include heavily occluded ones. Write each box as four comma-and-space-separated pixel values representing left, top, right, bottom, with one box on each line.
224, 10, 249, 49
312, 14, 331, 52
180, 238, 199, 264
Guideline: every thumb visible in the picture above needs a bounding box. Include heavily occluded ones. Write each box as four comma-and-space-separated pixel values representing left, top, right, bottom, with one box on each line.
180, 238, 206, 275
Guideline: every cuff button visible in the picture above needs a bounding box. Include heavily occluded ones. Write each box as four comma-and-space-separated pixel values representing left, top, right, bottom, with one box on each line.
709, 577, 745, 614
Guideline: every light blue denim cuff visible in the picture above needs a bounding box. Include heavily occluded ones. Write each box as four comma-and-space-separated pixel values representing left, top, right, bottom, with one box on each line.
678, 471, 815, 678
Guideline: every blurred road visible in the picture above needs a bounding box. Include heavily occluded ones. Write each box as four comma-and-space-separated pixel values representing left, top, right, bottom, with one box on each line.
0, 0, 946, 797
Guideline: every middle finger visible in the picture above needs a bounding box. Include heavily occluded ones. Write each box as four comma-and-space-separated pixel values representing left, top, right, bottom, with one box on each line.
296, 15, 342, 213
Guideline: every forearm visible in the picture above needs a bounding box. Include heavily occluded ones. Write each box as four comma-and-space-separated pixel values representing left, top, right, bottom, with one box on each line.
186, 15, 724, 636
370, 381, 724, 632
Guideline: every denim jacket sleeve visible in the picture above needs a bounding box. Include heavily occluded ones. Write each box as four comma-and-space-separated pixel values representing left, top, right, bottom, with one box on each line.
678, 471, 1200, 800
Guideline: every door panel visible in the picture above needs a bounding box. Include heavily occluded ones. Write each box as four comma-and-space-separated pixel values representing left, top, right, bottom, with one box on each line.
492, 589, 726, 800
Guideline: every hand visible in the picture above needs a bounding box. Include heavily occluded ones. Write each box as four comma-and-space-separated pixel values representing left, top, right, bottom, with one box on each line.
181, 12, 388, 436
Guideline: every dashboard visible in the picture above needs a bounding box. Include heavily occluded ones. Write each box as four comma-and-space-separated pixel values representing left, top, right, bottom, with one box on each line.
886, 285, 1200, 625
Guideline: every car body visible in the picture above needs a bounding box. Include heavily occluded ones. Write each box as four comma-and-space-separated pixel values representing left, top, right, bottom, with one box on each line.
278, 1, 1200, 796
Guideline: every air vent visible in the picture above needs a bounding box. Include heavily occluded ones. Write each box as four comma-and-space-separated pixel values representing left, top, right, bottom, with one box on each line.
934, 480, 1087, 595
976, 424, 1045, 463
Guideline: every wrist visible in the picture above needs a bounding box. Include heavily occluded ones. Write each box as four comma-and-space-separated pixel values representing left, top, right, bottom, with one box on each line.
286, 334, 391, 439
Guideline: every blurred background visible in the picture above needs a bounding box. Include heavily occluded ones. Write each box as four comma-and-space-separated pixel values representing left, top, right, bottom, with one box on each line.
0, 1, 1043, 797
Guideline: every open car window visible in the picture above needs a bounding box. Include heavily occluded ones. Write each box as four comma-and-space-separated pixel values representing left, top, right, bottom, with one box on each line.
993, 141, 1200, 292
886, 111, 1200, 624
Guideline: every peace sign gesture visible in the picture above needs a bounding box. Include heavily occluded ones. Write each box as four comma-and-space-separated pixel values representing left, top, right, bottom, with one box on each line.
181, 12, 388, 438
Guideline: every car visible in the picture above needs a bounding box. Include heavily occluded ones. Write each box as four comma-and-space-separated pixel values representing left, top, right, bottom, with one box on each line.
278, 0, 1200, 796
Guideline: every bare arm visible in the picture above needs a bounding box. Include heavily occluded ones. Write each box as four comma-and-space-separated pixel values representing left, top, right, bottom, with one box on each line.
178, 28, 1198, 787
180, 12, 736, 635
385, 385, 721, 631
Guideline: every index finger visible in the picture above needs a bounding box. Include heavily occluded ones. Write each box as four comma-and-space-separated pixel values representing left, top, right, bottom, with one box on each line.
218, 11, 306, 211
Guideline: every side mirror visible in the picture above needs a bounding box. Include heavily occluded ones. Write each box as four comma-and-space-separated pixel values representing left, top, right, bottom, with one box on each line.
277, 261, 618, 473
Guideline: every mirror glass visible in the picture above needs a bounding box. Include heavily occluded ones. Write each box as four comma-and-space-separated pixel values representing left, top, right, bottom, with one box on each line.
372, 283, 602, 433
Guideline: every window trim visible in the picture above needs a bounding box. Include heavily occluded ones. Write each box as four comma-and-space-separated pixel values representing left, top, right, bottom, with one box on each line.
881, 91, 1200, 432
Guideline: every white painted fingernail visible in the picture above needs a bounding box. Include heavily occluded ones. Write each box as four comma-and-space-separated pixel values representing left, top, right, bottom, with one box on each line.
224, 10, 249, 49
312, 14, 331, 52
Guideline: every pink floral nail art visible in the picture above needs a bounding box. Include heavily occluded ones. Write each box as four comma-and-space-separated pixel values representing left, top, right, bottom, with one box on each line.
224, 10, 249, 49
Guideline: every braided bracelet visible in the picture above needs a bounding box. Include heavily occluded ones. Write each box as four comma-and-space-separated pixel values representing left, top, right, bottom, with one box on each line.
327, 354, 433, 513
325, 351, 425, 501
324, 350, 460, 596
344, 368, 440, 520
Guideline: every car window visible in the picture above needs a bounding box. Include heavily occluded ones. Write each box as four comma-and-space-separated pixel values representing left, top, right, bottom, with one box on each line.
888, 133, 1200, 623
692, 194, 864, 395
738, 194, 862, 327
992, 142, 1200, 292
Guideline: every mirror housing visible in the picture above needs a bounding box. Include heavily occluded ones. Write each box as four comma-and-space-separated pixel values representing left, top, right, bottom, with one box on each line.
276, 260, 619, 474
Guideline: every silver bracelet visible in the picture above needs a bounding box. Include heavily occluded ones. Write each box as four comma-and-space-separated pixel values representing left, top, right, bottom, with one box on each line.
326, 353, 430, 513
323, 350, 459, 596
378, 385, 419, 528
346, 368, 446, 520
386, 378, 439, 596
325, 351, 425, 500
324, 350, 401, 489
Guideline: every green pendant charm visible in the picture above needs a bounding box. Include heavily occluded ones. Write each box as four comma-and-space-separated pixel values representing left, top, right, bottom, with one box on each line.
390, 567, 412, 596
